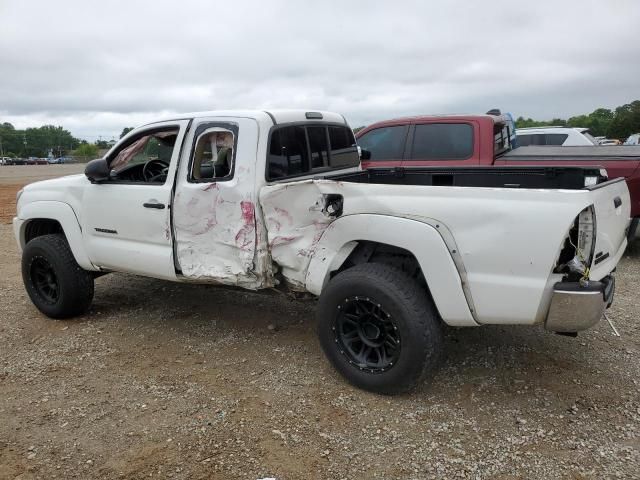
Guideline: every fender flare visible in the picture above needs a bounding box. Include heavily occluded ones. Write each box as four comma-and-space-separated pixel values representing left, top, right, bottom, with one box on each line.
305, 214, 478, 327
15, 201, 96, 271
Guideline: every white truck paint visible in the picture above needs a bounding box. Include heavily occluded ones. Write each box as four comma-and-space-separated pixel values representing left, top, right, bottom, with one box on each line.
13, 109, 630, 393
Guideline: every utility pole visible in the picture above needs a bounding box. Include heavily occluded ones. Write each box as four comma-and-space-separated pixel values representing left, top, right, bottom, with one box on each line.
0, 135, 4, 157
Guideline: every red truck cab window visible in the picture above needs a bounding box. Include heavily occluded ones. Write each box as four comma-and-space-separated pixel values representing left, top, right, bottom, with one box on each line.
356, 125, 409, 166
409, 123, 473, 160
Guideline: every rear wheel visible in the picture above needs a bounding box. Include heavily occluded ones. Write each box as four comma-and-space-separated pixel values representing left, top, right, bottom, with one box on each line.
317, 263, 443, 394
22, 234, 94, 319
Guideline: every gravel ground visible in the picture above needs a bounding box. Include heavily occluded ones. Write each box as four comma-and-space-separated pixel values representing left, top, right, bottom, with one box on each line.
1, 169, 639, 479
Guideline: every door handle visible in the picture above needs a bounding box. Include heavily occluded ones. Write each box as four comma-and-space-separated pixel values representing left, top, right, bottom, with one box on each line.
143, 202, 165, 209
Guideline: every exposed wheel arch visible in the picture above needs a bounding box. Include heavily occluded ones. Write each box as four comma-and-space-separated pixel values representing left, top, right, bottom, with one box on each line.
334, 241, 429, 289
24, 218, 64, 244
15, 201, 96, 271
304, 214, 478, 327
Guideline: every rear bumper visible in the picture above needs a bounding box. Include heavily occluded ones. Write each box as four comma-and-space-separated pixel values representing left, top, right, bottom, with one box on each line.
545, 276, 614, 332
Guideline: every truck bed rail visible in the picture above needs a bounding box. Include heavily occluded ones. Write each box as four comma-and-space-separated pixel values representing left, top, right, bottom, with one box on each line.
329, 166, 607, 190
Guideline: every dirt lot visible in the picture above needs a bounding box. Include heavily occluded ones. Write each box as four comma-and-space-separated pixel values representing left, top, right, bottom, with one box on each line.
0, 165, 86, 223
0, 167, 639, 479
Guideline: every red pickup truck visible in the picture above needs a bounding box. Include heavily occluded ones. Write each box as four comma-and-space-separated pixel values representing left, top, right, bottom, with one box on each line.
356, 114, 640, 237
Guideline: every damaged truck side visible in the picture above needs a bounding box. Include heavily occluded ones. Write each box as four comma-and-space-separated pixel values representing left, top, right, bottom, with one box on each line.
14, 110, 630, 394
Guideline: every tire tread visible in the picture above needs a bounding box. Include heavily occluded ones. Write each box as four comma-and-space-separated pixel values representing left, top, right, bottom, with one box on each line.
317, 263, 443, 394
22, 234, 94, 318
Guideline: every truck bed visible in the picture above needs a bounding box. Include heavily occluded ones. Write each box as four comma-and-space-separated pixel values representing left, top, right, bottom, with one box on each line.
330, 166, 607, 189
504, 145, 640, 160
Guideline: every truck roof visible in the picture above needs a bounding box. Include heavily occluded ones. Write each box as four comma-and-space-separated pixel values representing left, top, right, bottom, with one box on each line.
143, 109, 348, 128
367, 113, 499, 123
356, 113, 510, 137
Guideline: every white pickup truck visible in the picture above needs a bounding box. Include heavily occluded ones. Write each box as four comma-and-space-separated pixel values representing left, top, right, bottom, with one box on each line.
14, 110, 630, 394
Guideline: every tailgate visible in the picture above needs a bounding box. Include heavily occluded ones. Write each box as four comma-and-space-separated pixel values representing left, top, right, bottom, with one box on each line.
587, 178, 630, 279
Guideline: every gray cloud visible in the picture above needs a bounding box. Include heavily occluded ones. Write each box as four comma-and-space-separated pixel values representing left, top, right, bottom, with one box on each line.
1, 0, 639, 139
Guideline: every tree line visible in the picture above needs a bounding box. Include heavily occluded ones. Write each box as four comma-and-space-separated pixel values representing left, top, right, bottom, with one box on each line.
0, 124, 136, 159
0, 123, 81, 158
515, 100, 640, 139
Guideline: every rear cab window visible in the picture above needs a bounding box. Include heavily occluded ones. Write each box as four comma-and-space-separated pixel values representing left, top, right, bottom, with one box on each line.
409, 123, 474, 160
267, 124, 359, 181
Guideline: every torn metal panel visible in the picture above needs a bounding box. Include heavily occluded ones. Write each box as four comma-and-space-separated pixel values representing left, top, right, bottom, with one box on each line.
172, 185, 258, 285
260, 180, 342, 289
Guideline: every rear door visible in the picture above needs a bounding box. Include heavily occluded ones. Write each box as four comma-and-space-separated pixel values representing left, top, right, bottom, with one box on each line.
402, 120, 480, 167
171, 116, 262, 287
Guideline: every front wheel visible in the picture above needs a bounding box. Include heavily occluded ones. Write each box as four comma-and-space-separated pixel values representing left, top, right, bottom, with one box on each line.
317, 263, 443, 394
22, 234, 94, 319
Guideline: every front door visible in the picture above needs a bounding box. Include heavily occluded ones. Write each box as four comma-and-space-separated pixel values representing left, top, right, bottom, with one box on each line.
81, 120, 189, 279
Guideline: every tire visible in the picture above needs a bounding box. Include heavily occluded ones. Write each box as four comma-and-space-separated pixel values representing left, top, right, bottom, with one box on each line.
22, 234, 94, 319
317, 263, 443, 395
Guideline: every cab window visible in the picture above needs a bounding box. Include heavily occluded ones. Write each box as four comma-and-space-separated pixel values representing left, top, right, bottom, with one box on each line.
108, 128, 178, 184
356, 125, 408, 161
267, 124, 358, 180
191, 129, 235, 181
409, 123, 473, 160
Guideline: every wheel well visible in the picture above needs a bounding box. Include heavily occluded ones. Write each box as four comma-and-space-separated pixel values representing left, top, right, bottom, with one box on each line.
24, 219, 64, 244
335, 241, 428, 289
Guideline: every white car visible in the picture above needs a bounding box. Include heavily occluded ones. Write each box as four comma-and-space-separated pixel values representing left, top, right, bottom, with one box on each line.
625, 134, 640, 146
13, 110, 630, 393
516, 127, 598, 146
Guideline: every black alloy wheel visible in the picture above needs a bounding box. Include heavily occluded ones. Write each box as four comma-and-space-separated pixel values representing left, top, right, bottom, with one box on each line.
30, 256, 60, 304
334, 296, 401, 373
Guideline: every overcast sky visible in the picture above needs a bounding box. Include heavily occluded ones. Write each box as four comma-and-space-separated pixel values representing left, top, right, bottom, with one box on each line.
1, 0, 639, 140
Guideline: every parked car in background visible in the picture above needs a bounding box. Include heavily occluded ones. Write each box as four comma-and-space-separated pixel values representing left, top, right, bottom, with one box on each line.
625, 134, 640, 146
24, 157, 49, 165
516, 127, 598, 146
599, 139, 622, 146
5, 158, 28, 165
48, 157, 68, 164
0, 156, 12, 165
356, 112, 640, 238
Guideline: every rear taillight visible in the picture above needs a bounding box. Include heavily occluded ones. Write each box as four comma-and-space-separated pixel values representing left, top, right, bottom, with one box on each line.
576, 206, 596, 267
554, 206, 597, 280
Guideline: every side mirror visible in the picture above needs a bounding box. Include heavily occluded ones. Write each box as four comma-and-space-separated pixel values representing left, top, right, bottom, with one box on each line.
359, 148, 372, 161
85, 158, 110, 183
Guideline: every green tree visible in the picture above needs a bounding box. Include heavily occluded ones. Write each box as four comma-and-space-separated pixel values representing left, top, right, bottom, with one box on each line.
75, 143, 99, 157
120, 127, 134, 139
607, 101, 640, 140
